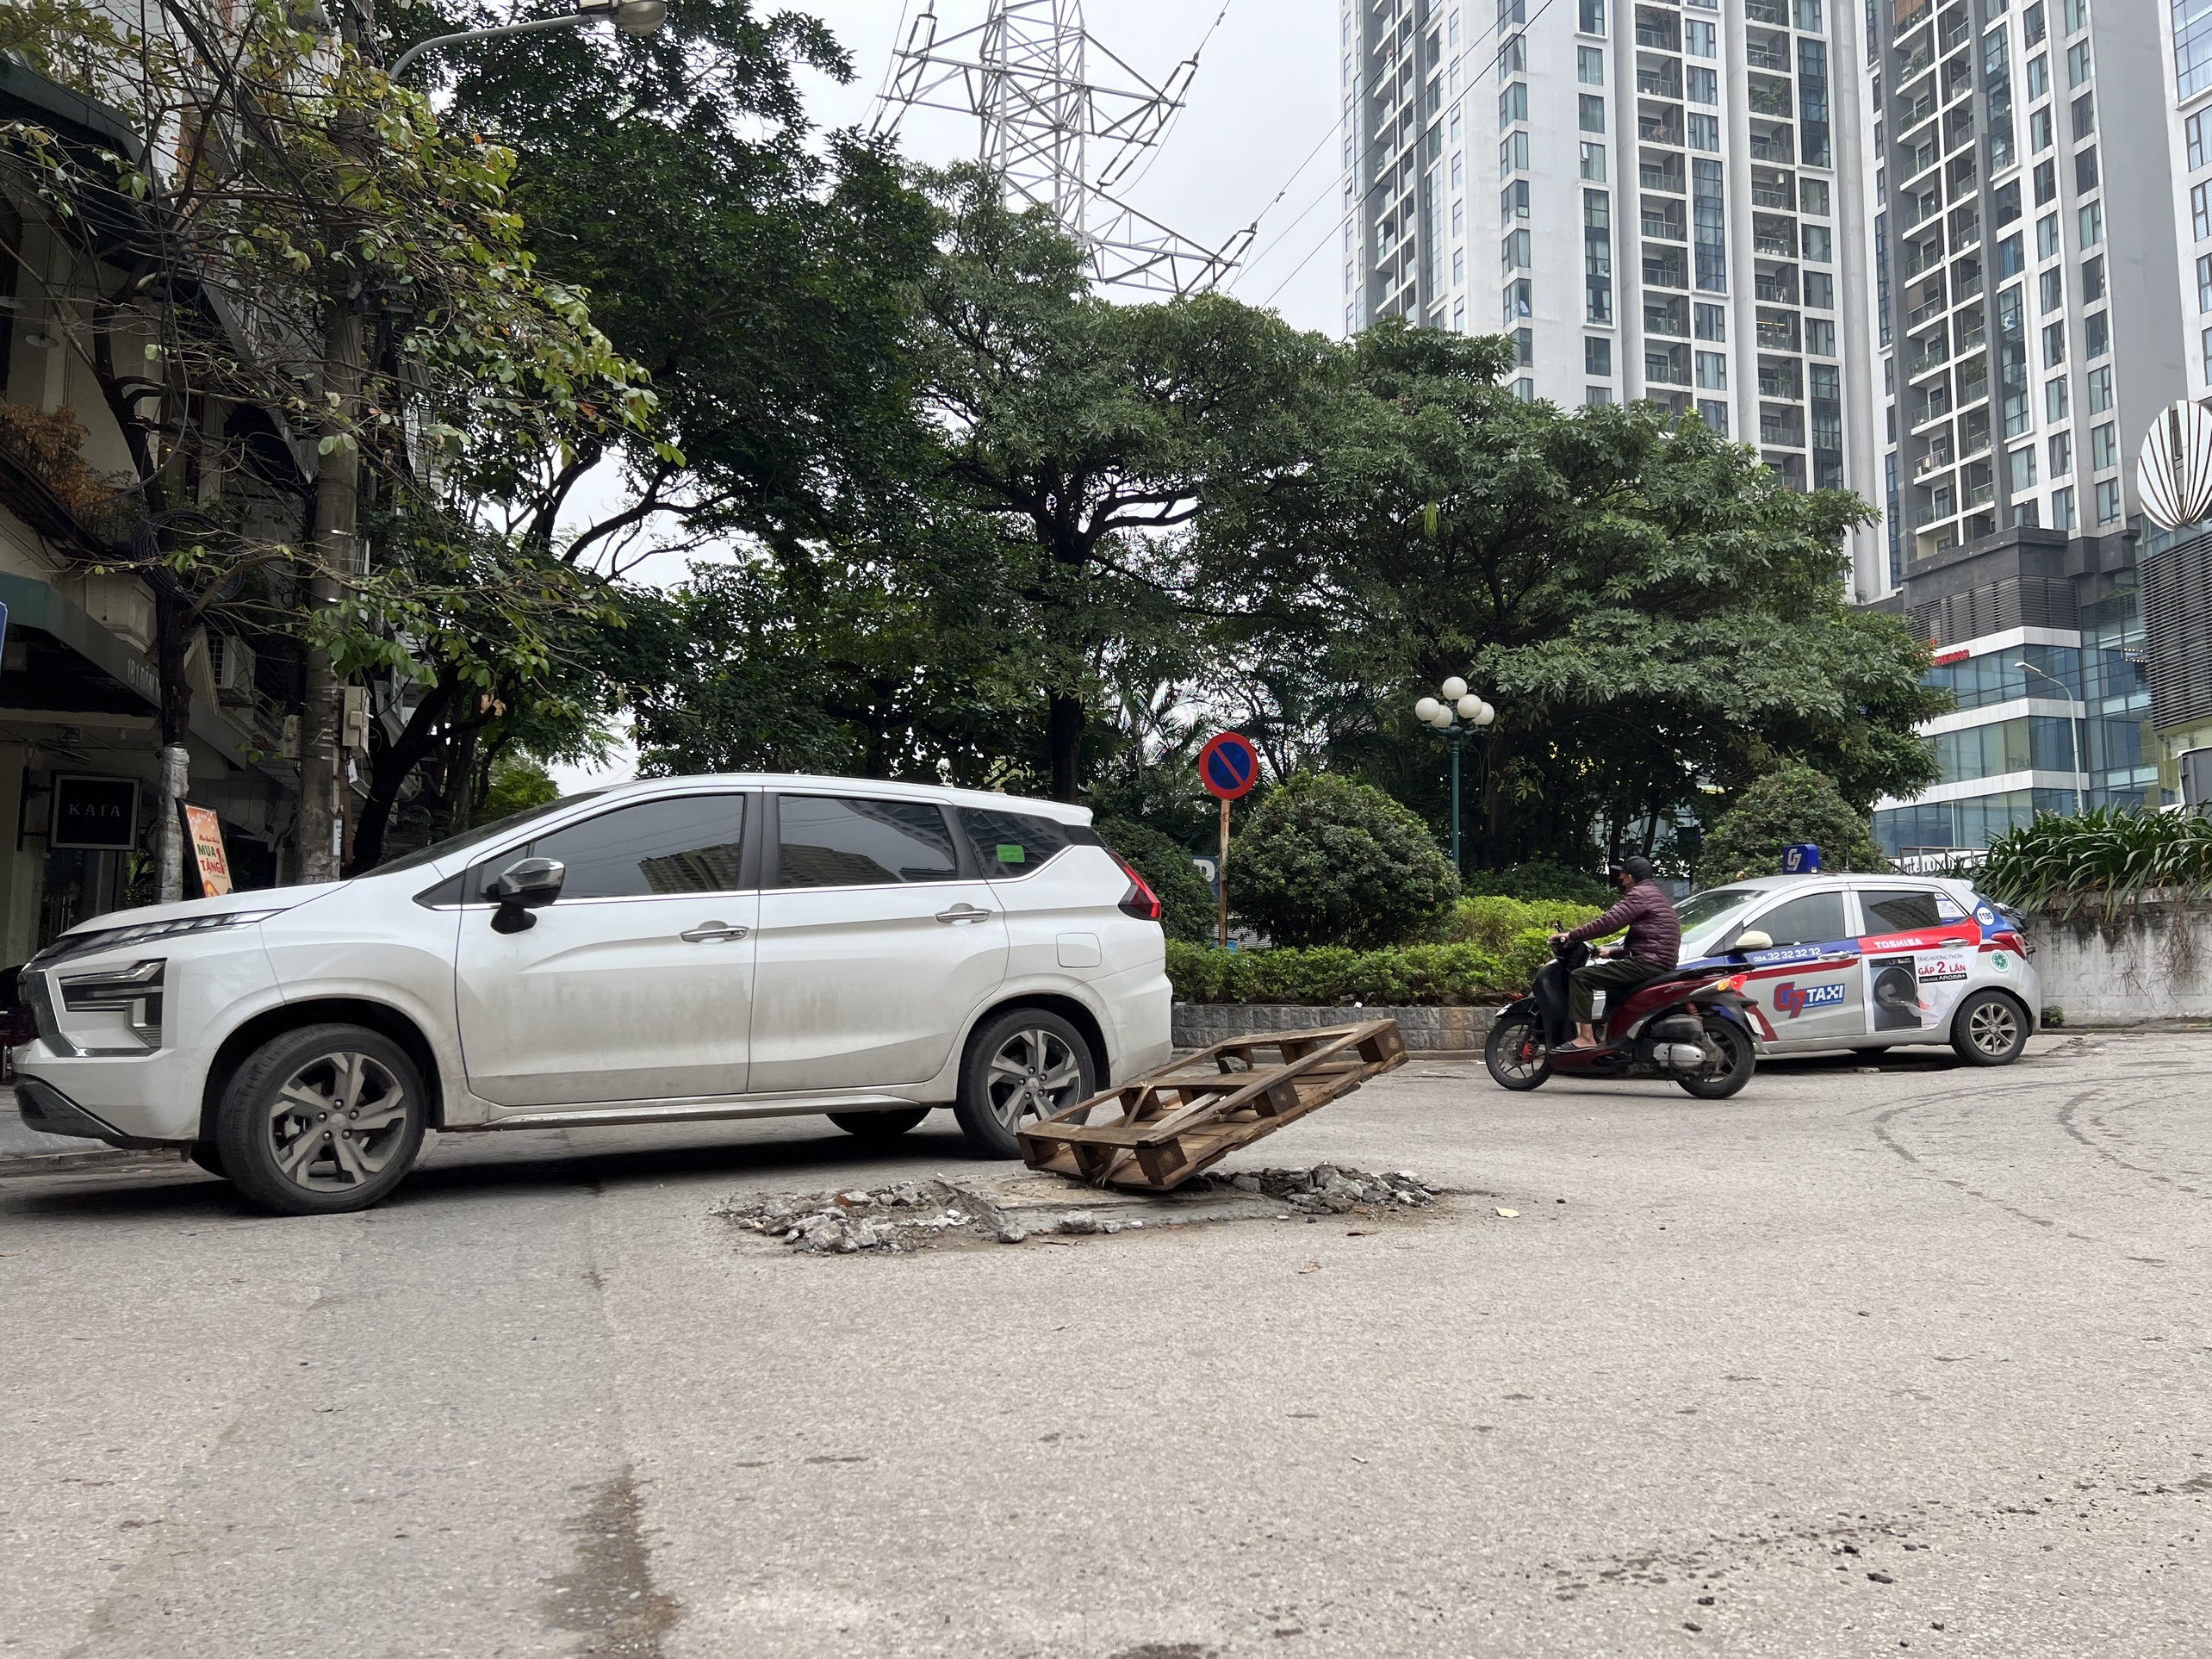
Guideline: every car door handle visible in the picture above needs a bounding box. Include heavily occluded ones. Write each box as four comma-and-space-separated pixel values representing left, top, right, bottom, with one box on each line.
935, 904, 994, 924
680, 922, 749, 942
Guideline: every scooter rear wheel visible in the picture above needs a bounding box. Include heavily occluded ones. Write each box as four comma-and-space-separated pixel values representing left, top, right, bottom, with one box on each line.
1676, 1014, 1755, 1099
1485, 1012, 1552, 1091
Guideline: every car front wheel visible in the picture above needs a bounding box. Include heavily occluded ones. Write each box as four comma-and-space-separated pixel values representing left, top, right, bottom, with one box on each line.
954, 1008, 1097, 1159
1952, 990, 2029, 1066
215, 1024, 427, 1215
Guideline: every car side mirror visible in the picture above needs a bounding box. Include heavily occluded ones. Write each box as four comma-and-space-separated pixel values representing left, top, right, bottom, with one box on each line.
1732, 929, 1774, 953
487, 857, 565, 933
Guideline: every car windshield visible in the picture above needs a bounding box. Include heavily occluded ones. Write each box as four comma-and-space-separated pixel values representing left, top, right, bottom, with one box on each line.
1675, 885, 1765, 957
371, 791, 610, 875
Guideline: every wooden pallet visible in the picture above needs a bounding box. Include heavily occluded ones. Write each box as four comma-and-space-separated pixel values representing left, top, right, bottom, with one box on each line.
1016, 1020, 1407, 1191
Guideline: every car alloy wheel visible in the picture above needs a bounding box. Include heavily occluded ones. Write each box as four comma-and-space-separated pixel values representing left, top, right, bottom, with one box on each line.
984, 1025, 1085, 1129
266, 1051, 413, 1192
1963, 994, 2024, 1061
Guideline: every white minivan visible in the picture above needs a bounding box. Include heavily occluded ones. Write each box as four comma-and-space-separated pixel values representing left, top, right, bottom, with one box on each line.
11, 776, 1174, 1214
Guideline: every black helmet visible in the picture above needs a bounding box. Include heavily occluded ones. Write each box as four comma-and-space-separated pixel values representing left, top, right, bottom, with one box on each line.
1611, 855, 1656, 883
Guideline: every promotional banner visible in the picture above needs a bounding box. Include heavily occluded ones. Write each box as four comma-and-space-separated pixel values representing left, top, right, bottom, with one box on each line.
182, 803, 233, 897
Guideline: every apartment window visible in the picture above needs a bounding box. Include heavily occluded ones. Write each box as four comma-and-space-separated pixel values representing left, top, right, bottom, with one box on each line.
2030, 106, 2054, 153
2034, 217, 2057, 262
1453, 199, 1465, 236
1501, 131, 1530, 175
1805, 271, 1835, 310
1684, 65, 1717, 105
1993, 181, 2022, 230
2066, 41, 2091, 88
2042, 320, 2066, 368
1695, 349, 1727, 388
2034, 160, 2057, 206
2046, 376, 2069, 421
1453, 152, 1466, 188
1454, 246, 1467, 284
2009, 444, 2038, 495
1587, 336, 1613, 375
1694, 301, 1726, 340
2200, 254, 2212, 313
2048, 431, 2072, 476
1688, 113, 1720, 150
1808, 317, 1837, 355
2193, 109, 2212, 172
1588, 385, 1616, 404
2184, 0, 2212, 99
2027, 54, 2048, 99
2033, 270, 2063, 319
1581, 141, 1607, 180
2078, 200, 2102, 246
2073, 146, 2097, 194
1697, 398, 1729, 434
1580, 0, 1606, 34
1513, 376, 1537, 401
1798, 38, 1831, 168
2062, 0, 2085, 33
1454, 298, 1467, 332
1579, 45, 1606, 84
2071, 92, 2095, 142
1802, 179, 1830, 218
2052, 485, 2076, 529
1796, 0, 1823, 31
1501, 0, 1526, 25
2024, 1, 2047, 45
1580, 94, 1606, 132
1686, 17, 1716, 55
1692, 157, 1727, 292
1503, 228, 1532, 270
2090, 421, 2117, 469
1498, 34, 1526, 77
2087, 363, 2113, 411
1514, 326, 1535, 364
1501, 179, 1530, 224
2081, 254, 2103, 303
1803, 225, 1833, 263
2205, 326, 2212, 381
1584, 188, 1614, 321
2095, 477, 2120, 524
1505, 278, 1532, 320
2196, 183, 2212, 242
1501, 82, 1528, 127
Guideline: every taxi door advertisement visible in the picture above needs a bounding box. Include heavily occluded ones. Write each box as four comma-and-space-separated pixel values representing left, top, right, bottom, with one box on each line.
1861, 892, 1979, 1034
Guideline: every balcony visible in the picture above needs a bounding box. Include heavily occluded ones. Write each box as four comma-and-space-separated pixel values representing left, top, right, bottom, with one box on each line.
1758, 368, 1803, 399
1903, 237, 1945, 280
1752, 215, 1798, 258
1942, 55, 1972, 103
1744, 40, 1791, 72
1755, 309, 1801, 351
1938, 9, 1969, 52
1916, 439, 1954, 475
0, 401, 139, 560
1643, 248, 1688, 289
1755, 270, 1799, 304
1637, 60, 1683, 99
1642, 214, 1687, 242
1760, 413, 1806, 449
1745, 0, 1788, 23
1638, 103, 1685, 146
1966, 479, 1996, 508
1892, 0, 1931, 38
1955, 314, 1986, 352
1748, 126, 1795, 164
1752, 182, 1795, 210
1909, 342, 1950, 381
1639, 151, 1686, 191
1747, 75, 1793, 119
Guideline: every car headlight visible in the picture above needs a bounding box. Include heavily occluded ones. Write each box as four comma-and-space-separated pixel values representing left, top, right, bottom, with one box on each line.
27, 908, 288, 972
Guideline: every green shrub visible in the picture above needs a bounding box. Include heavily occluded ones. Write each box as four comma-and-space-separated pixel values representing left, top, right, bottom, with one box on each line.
1095, 814, 1217, 944
1229, 772, 1459, 948
1981, 805, 2212, 917
1441, 893, 1604, 950
1701, 763, 1887, 881
1463, 859, 1614, 906
1165, 940, 1516, 1006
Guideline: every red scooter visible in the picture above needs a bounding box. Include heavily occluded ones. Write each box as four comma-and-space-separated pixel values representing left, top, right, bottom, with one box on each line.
1484, 938, 1764, 1098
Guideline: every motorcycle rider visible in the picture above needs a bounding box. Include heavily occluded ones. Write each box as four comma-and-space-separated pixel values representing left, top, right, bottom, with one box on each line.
1547, 856, 1682, 1052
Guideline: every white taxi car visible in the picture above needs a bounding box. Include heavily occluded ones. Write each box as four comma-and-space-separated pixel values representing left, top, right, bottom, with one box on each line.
10, 776, 1173, 1214
1673, 873, 2040, 1063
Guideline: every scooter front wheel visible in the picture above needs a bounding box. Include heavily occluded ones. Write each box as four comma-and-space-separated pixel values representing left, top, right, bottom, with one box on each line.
1676, 1013, 1755, 1099
1485, 1011, 1552, 1091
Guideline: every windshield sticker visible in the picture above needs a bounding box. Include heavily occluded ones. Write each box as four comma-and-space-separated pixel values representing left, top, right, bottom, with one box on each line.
1935, 896, 1967, 921
1774, 980, 1848, 1018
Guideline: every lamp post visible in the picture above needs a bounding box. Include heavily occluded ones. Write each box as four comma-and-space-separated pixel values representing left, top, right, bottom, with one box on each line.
389, 0, 668, 78
2014, 658, 2087, 817
1413, 676, 1495, 871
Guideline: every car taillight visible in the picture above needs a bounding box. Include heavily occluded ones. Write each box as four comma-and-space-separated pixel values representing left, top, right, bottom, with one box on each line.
1991, 927, 2031, 957
1110, 854, 1164, 923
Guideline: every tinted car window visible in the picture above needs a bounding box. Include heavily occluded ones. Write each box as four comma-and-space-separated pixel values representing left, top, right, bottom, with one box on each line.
960, 808, 1080, 877
518, 796, 747, 900
776, 797, 959, 887
1747, 891, 1849, 948
1861, 889, 1943, 933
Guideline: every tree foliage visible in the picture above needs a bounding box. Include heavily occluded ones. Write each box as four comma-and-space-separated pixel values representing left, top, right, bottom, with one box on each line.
1095, 815, 1216, 946
1230, 773, 1461, 949
1699, 763, 1890, 882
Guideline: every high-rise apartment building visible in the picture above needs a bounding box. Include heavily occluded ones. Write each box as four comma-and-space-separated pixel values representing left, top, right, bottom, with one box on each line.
1339, 0, 1884, 581
1862, 0, 2209, 856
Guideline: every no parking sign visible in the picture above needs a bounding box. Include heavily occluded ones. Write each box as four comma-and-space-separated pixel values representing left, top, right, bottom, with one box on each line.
1198, 732, 1259, 948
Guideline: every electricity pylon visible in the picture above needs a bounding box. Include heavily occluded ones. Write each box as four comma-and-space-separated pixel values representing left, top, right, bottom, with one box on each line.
873, 0, 1252, 295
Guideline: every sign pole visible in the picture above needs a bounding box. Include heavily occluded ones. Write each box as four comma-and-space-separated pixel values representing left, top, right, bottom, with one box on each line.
1217, 794, 1231, 950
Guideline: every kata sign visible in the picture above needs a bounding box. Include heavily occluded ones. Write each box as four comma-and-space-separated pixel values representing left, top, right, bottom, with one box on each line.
1199, 731, 1259, 799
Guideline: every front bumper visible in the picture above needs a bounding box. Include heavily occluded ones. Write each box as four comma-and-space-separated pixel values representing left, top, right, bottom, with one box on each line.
13, 1077, 177, 1149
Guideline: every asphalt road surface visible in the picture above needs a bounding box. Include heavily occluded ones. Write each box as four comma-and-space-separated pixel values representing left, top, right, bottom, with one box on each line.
4, 1029, 2209, 1658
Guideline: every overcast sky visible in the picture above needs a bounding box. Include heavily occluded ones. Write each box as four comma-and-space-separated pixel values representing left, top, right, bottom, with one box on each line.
553, 0, 1340, 791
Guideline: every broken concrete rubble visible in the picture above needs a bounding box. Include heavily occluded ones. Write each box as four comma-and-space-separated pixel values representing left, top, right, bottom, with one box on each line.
712, 1166, 1447, 1256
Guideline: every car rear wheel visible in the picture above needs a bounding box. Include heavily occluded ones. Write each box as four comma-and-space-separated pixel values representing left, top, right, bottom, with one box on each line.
1676, 1015, 1755, 1099
1951, 990, 2029, 1066
215, 1024, 427, 1215
1484, 1012, 1551, 1091
829, 1108, 931, 1141
954, 1009, 1097, 1159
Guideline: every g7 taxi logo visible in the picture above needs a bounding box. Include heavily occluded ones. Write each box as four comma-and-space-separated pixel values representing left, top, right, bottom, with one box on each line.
1774, 980, 1848, 1019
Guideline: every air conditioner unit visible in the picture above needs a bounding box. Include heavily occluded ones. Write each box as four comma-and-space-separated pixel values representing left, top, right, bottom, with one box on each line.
206, 633, 258, 705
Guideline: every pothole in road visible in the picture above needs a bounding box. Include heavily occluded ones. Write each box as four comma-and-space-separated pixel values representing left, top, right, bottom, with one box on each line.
713, 1166, 1450, 1255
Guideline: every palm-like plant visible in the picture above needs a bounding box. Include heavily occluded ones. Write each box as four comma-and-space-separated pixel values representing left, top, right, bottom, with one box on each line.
1980, 808, 2212, 918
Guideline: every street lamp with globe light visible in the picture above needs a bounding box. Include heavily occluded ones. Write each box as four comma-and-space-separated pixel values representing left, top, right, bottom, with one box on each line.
1412, 675, 1494, 872
389, 0, 668, 79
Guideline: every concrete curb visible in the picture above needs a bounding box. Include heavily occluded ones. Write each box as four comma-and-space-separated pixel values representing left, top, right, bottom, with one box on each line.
1173, 1002, 1503, 1051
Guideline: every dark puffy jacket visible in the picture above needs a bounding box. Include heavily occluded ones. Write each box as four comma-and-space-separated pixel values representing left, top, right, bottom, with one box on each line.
1564, 879, 1682, 967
